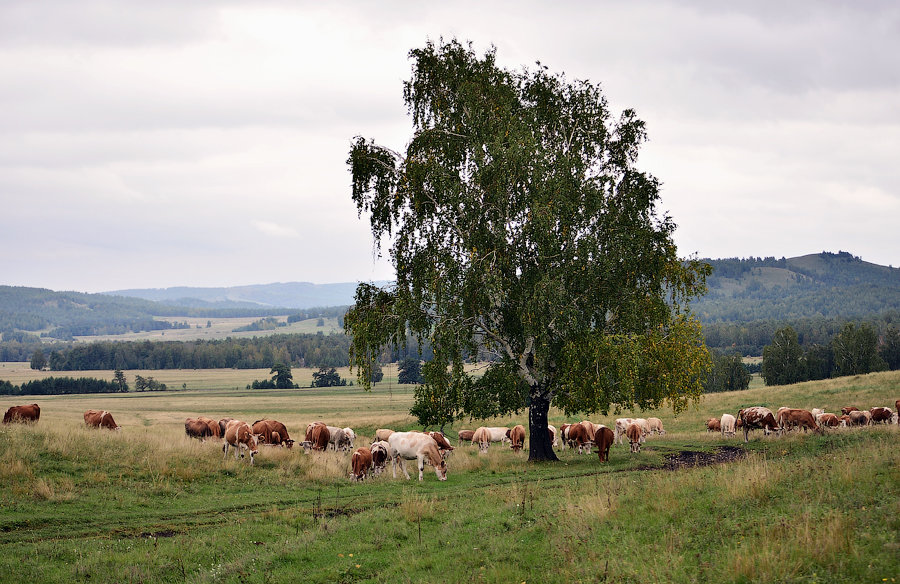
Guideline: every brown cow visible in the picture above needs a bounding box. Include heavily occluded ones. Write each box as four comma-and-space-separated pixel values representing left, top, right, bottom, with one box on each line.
566, 422, 591, 454
848, 410, 871, 426
840, 406, 859, 416
370, 440, 390, 475
185, 417, 213, 440
223, 420, 260, 464
869, 407, 893, 425
776, 408, 822, 435
427, 431, 454, 457
594, 426, 614, 462
507, 425, 526, 452
818, 413, 841, 428
706, 418, 721, 432
3, 404, 40, 424
252, 419, 294, 448
739, 407, 779, 442
457, 430, 475, 445
626, 423, 642, 453
310, 423, 330, 451
195, 417, 222, 438
350, 447, 373, 481
84, 409, 120, 430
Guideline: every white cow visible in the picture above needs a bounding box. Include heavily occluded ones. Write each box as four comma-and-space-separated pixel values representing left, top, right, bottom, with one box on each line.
614, 418, 633, 445
720, 413, 736, 438
647, 417, 666, 435
388, 432, 447, 481
485, 427, 511, 444
342, 427, 356, 451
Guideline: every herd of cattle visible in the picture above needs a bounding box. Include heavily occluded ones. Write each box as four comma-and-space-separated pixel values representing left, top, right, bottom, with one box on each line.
707, 402, 900, 442
3, 399, 898, 482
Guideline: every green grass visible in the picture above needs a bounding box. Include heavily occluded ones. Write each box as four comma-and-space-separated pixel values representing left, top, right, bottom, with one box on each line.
1, 371, 898, 583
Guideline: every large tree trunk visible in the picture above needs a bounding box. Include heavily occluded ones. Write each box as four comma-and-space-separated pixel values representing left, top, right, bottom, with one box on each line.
528, 390, 558, 462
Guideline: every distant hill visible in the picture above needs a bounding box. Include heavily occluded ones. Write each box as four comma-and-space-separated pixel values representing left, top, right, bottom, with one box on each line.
104, 281, 392, 310
693, 251, 900, 322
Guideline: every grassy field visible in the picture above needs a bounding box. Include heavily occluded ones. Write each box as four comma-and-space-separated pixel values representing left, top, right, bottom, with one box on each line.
1, 370, 898, 583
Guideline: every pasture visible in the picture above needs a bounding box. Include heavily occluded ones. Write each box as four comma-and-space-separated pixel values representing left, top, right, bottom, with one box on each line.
1, 370, 898, 583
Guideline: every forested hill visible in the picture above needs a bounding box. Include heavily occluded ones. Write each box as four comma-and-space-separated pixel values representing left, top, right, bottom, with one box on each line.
692, 251, 900, 322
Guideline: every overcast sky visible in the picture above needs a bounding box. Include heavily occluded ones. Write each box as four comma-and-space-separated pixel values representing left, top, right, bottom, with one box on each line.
2, 0, 898, 293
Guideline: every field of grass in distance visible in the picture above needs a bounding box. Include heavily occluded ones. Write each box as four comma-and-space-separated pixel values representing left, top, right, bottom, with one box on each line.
0, 371, 898, 583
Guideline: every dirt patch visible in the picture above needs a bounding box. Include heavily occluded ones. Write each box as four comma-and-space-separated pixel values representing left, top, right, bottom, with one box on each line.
663, 446, 745, 471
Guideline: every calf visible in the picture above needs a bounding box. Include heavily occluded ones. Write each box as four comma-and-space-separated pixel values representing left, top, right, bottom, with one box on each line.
720, 413, 736, 438
84, 409, 120, 430
223, 420, 260, 465
626, 423, 642, 453
388, 431, 447, 481
507, 425, 526, 452
594, 426, 614, 462
350, 447, 373, 481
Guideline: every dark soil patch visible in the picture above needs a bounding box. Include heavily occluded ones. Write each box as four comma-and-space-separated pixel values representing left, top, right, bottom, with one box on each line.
663, 446, 745, 471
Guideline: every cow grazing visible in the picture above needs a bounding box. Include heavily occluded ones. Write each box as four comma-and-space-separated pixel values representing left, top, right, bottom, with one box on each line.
818, 413, 841, 428
457, 430, 475, 445
185, 417, 214, 440
427, 431, 454, 456
626, 423, 642, 453
83, 409, 120, 430
777, 408, 822, 435
252, 419, 294, 448
547, 424, 558, 449
869, 407, 893, 425
848, 410, 871, 426
739, 407, 779, 442
309, 423, 330, 451
508, 425, 526, 452
375, 428, 395, 442
3, 404, 40, 424
707, 418, 721, 433
223, 420, 260, 465
305, 421, 325, 442
218, 418, 235, 437
840, 406, 859, 416
594, 426, 614, 462
485, 427, 511, 444
370, 441, 390, 475
614, 418, 633, 444
720, 414, 736, 438
342, 427, 357, 450
388, 431, 447, 481
580, 420, 598, 442
559, 424, 571, 450
632, 418, 651, 442
647, 417, 666, 435
471, 427, 491, 453
350, 447, 373, 481
566, 422, 591, 454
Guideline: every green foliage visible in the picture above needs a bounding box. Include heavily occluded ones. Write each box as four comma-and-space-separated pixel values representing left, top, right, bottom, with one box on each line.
704, 351, 751, 393
397, 357, 424, 384
112, 369, 128, 392
345, 39, 710, 459
29, 349, 46, 370
831, 322, 887, 376
0, 376, 124, 395
880, 325, 900, 369
269, 363, 298, 389
761, 326, 805, 386
311, 367, 347, 388
133, 375, 166, 392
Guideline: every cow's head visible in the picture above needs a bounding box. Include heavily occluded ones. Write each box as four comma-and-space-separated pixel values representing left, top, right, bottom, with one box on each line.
283, 439, 295, 449
435, 459, 447, 481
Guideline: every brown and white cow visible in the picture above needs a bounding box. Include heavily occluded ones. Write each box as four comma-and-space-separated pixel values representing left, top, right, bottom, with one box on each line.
594, 425, 614, 462
426, 431, 454, 457
252, 419, 294, 448
457, 430, 475, 445
869, 407, 893, 425
388, 431, 447, 481
739, 407, 779, 442
507, 425, 526, 452
185, 417, 214, 440
840, 406, 859, 416
614, 418, 633, 444
777, 408, 822, 435
626, 423, 642, 453
342, 427, 357, 450
818, 413, 841, 428
567, 422, 592, 454
370, 440, 390, 475
547, 424, 558, 449
350, 447, 373, 481
559, 424, 571, 450
84, 409, 120, 430
223, 420, 260, 465
3, 404, 40, 424
471, 427, 492, 453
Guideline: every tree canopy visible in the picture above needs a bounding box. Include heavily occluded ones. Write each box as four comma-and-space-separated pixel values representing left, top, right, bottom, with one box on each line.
345, 39, 710, 460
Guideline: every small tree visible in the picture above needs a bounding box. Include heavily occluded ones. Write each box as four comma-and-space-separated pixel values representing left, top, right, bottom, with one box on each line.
311, 367, 347, 388
270, 363, 297, 389
762, 326, 805, 386
113, 369, 129, 393
30, 350, 47, 371
397, 357, 425, 384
